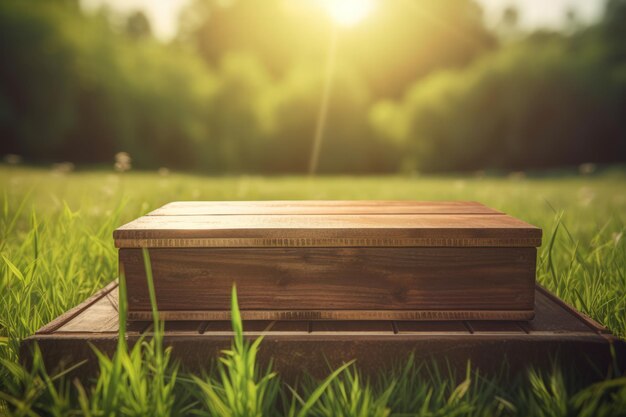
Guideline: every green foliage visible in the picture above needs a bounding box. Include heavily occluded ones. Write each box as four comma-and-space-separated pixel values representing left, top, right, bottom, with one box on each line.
58, 253, 178, 417
372, 31, 626, 172
2, 0, 625, 173
192, 285, 281, 417
0, 249, 180, 417
0, 346, 82, 416
502, 367, 626, 417
306, 368, 395, 417
381, 358, 501, 416
0, 195, 120, 375
0, 0, 217, 169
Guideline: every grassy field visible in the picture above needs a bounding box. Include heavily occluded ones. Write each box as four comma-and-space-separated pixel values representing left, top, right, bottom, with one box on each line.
1, 165, 626, 416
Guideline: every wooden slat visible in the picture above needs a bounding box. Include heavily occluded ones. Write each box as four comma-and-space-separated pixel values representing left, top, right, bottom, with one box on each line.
268, 321, 310, 332
128, 310, 535, 321
521, 289, 601, 334
203, 320, 282, 335
122, 247, 535, 314
466, 321, 526, 334
311, 321, 394, 334
114, 213, 541, 248
37, 281, 118, 334
126, 321, 151, 334
396, 321, 470, 334
202, 321, 310, 333
57, 296, 119, 333
163, 321, 205, 333
148, 201, 503, 216
105, 291, 119, 313
23, 333, 625, 385
92, 286, 596, 336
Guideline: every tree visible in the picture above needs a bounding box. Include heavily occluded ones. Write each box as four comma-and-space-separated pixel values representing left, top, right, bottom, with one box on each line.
126, 10, 151, 39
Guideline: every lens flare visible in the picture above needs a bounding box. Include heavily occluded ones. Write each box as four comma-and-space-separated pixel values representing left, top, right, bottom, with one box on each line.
318, 0, 375, 27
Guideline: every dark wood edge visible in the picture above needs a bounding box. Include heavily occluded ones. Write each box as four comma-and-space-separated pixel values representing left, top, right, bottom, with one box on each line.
25, 333, 613, 343
36, 280, 119, 335
128, 309, 535, 321
536, 285, 610, 334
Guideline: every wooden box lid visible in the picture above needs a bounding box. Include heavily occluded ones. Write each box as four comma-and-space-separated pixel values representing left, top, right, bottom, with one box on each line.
113, 201, 542, 248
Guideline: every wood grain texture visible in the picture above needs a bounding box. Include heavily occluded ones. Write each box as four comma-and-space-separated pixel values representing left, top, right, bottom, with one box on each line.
121, 247, 536, 319
36, 285, 604, 337
519, 290, 594, 334
534, 286, 609, 333
202, 320, 310, 336
311, 321, 394, 334
395, 321, 470, 334
148, 201, 503, 216
126, 310, 535, 321
58, 296, 118, 333
114, 213, 541, 248
115, 201, 541, 321
36, 281, 118, 334
21, 285, 626, 383
466, 321, 526, 334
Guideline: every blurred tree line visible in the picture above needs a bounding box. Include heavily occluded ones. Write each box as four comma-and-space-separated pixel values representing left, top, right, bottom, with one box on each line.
0, 0, 624, 173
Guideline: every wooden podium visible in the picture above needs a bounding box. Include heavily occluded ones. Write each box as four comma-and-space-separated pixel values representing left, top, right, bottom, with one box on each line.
20, 201, 626, 381
114, 201, 541, 321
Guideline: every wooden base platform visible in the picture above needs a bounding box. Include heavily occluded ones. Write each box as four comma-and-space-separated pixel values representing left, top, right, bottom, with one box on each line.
21, 281, 626, 382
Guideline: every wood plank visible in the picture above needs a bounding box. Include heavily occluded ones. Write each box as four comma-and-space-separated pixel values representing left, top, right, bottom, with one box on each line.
37, 281, 118, 334
202, 320, 310, 335
396, 321, 470, 334
23, 333, 624, 385
163, 321, 205, 333
110, 289, 587, 335
121, 247, 536, 314
534, 286, 609, 333
522, 289, 600, 334
311, 321, 394, 334
57, 296, 119, 333
466, 321, 526, 334
128, 309, 535, 321
270, 321, 310, 332
126, 321, 151, 334
56, 285, 571, 332
119, 287, 598, 334
204, 321, 278, 335
148, 201, 503, 216
114, 213, 541, 248
140, 321, 206, 335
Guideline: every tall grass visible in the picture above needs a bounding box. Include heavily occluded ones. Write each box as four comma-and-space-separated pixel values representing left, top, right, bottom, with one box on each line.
1, 165, 626, 415
191, 285, 281, 417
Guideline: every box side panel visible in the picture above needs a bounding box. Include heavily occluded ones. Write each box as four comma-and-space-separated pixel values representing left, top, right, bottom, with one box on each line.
121, 247, 536, 314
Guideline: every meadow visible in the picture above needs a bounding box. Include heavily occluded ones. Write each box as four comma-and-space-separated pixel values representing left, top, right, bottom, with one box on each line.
1, 165, 626, 416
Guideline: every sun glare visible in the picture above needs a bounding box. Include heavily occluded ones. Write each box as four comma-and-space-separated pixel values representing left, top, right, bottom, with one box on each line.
318, 0, 375, 27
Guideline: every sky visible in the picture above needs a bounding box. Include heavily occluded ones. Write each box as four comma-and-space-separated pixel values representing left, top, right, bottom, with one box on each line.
81, 0, 606, 40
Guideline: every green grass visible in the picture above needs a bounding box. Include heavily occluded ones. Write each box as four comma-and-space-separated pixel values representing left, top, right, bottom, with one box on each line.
1, 164, 626, 416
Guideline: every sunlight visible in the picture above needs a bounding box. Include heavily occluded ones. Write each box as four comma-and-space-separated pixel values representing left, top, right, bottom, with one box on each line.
318, 0, 375, 27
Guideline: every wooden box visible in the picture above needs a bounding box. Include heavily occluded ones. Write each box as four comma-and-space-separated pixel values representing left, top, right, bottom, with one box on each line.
114, 201, 542, 321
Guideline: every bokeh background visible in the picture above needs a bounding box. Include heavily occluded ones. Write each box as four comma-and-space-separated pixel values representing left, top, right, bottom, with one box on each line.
1, 0, 625, 174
